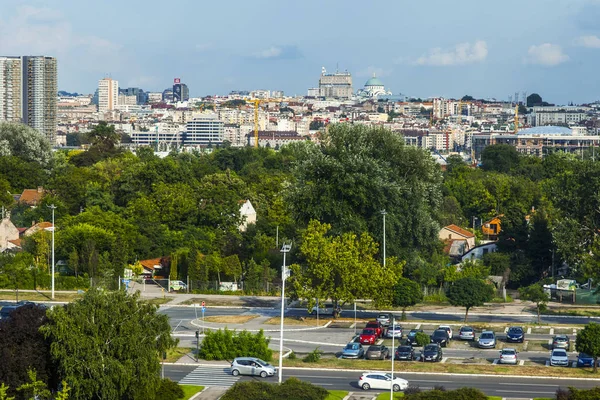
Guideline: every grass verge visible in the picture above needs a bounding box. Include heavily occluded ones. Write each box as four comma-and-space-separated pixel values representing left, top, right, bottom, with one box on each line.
325, 390, 349, 400
143, 297, 172, 306
264, 316, 332, 326
203, 315, 259, 324
375, 393, 404, 399
180, 385, 204, 400
164, 347, 193, 363
281, 357, 600, 378
0, 291, 83, 302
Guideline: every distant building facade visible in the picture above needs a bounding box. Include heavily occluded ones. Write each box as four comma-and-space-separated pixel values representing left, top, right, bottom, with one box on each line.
184, 116, 224, 146
319, 67, 353, 99
98, 78, 119, 113
172, 78, 189, 102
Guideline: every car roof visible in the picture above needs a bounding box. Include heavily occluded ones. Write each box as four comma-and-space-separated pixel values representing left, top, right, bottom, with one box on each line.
481, 330, 495, 334
554, 335, 568, 339
501, 348, 516, 352
235, 357, 261, 361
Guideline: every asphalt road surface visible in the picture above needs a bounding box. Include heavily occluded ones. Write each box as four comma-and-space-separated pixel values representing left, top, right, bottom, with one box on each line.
162, 364, 600, 397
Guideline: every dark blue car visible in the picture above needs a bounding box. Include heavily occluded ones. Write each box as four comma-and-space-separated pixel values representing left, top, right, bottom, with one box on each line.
577, 353, 597, 367
506, 326, 525, 343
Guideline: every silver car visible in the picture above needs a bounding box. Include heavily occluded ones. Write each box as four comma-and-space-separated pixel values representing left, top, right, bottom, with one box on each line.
550, 349, 570, 367
498, 348, 518, 364
376, 313, 394, 327
230, 357, 276, 377
458, 326, 475, 341
385, 324, 403, 338
341, 343, 364, 359
478, 331, 496, 349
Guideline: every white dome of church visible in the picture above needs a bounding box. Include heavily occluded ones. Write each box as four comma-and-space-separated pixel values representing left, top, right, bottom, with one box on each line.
357, 74, 392, 98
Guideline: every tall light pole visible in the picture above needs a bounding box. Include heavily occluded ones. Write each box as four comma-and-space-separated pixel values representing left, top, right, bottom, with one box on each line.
278, 243, 292, 384
48, 204, 57, 300
381, 210, 394, 400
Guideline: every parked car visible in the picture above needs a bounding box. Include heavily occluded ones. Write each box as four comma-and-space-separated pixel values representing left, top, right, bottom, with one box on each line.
499, 348, 518, 365
550, 348, 570, 367
376, 313, 395, 327
577, 352, 597, 368
458, 326, 475, 341
407, 329, 424, 346
366, 345, 390, 360
395, 345, 416, 361
169, 280, 187, 291
438, 325, 453, 340
421, 344, 443, 362
478, 331, 496, 349
359, 328, 378, 345
358, 372, 409, 392
385, 324, 403, 339
0, 305, 19, 320
230, 357, 276, 377
365, 321, 383, 338
430, 329, 450, 347
552, 335, 570, 350
341, 343, 364, 359
506, 326, 525, 343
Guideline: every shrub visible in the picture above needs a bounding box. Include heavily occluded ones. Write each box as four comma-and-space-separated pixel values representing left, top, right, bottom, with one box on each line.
288, 351, 297, 360
277, 377, 328, 400
220, 378, 328, 400
198, 328, 272, 361
404, 386, 421, 395
303, 348, 322, 363
415, 332, 430, 347
220, 381, 272, 400
155, 378, 184, 400
405, 387, 486, 400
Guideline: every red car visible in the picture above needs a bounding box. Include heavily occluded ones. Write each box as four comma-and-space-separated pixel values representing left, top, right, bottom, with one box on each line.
359, 328, 378, 345
365, 321, 383, 338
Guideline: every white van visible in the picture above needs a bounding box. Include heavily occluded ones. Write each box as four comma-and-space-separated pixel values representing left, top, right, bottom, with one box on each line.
170, 280, 187, 291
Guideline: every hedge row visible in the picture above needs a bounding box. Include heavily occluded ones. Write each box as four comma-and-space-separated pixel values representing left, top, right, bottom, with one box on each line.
221, 378, 328, 400
199, 328, 272, 361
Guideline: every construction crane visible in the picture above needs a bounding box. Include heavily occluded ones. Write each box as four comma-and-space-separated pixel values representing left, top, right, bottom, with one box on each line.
247, 98, 284, 148
514, 105, 519, 134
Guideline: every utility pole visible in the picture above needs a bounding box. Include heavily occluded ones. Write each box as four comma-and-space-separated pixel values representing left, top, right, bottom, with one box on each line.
278, 243, 292, 384
48, 204, 57, 300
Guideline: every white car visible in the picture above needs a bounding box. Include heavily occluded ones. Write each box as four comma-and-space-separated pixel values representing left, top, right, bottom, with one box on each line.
438, 325, 453, 340
550, 348, 570, 367
170, 280, 187, 291
358, 372, 408, 392
385, 324, 403, 338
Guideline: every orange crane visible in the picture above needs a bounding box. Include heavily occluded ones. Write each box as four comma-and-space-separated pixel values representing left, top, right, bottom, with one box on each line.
247, 98, 284, 148
514, 105, 519, 134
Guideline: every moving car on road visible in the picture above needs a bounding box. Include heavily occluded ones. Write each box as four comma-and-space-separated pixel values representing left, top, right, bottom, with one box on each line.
385, 324, 402, 339
376, 313, 394, 327
365, 345, 390, 360
506, 326, 525, 343
406, 329, 424, 346
577, 353, 597, 368
341, 343, 364, 359
552, 335, 570, 350
230, 357, 276, 377
359, 328, 378, 345
421, 344, 443, 362
395, 345, 416, 361
358, 372, 408, 392
365, 321, 383, 338
478, 331, 496, 349
430, 329, 450, 347
458, 326, 475, 341
498, 348, 518, 365
550, 348, 570, 367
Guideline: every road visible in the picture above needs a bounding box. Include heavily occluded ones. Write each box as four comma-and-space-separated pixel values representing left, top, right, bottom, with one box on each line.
162, 364, 600, 397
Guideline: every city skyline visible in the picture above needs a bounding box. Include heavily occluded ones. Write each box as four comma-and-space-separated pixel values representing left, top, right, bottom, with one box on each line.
2, 0, 600, 103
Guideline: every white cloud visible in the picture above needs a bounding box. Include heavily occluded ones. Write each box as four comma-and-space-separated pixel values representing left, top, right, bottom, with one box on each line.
575, 35, 600, 48
525, 43, 569, 66
356, 66, 392, 78
415, 40, 488, 66
254, 46, 282, 59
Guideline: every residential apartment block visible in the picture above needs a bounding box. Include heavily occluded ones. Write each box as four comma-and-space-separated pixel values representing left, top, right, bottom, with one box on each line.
98, 78, 119, 113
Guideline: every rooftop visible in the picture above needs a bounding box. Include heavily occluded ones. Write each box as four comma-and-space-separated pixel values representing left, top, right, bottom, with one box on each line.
517, 126, 572, 136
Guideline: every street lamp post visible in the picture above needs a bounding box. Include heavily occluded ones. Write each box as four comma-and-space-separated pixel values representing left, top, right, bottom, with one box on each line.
278, 243, 292, 384
48, 204, 57, 300
381, 210, 394, 400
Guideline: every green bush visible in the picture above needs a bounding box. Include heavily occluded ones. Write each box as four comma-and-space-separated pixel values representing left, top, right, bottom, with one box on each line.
155, 378, 184, 400
303, 347, 322, 363
414, 332, 430, 347
558, 386, 600, 399
221, 378, 328, 400
198, 328, 272, 361
288, 351, 297, 360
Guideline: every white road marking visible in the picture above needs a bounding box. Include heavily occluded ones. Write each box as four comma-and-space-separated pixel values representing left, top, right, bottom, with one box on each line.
441, 357, 448, 363
549, 328, 554, 335
519, 360, 525, 366
527, 327, 532, 334
492, 359, 499, 365
499, 383, 557, 387
415, 323, 421, 329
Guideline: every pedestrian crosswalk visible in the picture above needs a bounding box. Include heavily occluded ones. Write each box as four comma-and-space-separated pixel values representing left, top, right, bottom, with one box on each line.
179, 366, 240, 387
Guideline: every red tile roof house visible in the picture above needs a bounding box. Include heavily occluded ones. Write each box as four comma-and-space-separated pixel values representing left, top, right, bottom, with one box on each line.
18, 187, 45, 207
439, 224, 476, 255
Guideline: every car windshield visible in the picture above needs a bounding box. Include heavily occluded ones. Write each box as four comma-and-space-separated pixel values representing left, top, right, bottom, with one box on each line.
346, 343, 359, 350
433, 330, 447, 337
378, 314, 389, 319
481, 333, 494, 339
366, 323, 378, 328
461, 327, 473, 332
424, 345, 437, 351
256, 359, 268, 366
368, 346, 382, 351
502, 350, 516, 355
408, 330, 418, 336
509, 327, 523, 334
390, 325, 401, 330
553, 350, 567, 357
363, 329, 375, 335
398, 346, 411, 352
555, 336, 568, 341
580, 353, 592, 358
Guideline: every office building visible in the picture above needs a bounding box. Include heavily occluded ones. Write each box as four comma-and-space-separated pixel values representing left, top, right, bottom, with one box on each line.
98, 78, 119, 113
0, 56, 57, 141
318, 67, 353, 99
119, 87, 148, 105
184, 116, 224, 146
172, 78, 189, 102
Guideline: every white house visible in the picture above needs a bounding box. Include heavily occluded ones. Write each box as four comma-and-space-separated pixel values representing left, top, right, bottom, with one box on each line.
239, 200, 257, 232
0, 216, 19, 252
439, 224, 476, 252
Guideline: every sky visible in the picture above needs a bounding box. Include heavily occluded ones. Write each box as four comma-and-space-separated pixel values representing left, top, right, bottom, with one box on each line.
1, 0, 600, 104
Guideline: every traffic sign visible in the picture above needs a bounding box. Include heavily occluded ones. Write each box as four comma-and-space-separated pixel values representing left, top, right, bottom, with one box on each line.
201, 301, 205, 307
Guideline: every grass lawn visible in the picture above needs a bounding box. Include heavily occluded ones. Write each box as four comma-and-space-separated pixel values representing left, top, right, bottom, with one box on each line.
164, 347, 193, 363
180, 385, 204, 400
325, 390, 349, 400
264, 316, 332, 326
0, 291, 83, 302
375, 393, 404, 399
203, 315, 259, 324
143, 297, 172, 306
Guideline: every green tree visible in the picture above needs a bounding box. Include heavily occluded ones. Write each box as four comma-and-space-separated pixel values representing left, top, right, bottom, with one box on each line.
526, 93, 543, 107
482, 252, 511, 276
0, 122, 52, 166
576, 323, 600, 373
0, 383, 14, 400
519, 283, 548, 324
481, 144, 520, 173
392, 277, 423, 320
1, 253, 34, 301
40, 289, 177, 399
289, 220, 402, 311
446, 277, 494, 322
16, 370, 51, 400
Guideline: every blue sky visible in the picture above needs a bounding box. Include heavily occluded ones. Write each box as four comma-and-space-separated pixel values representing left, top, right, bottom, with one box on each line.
1, 0, 600, 103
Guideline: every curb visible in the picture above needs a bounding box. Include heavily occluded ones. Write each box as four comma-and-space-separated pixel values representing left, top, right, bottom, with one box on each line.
189, 319, 332, 332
